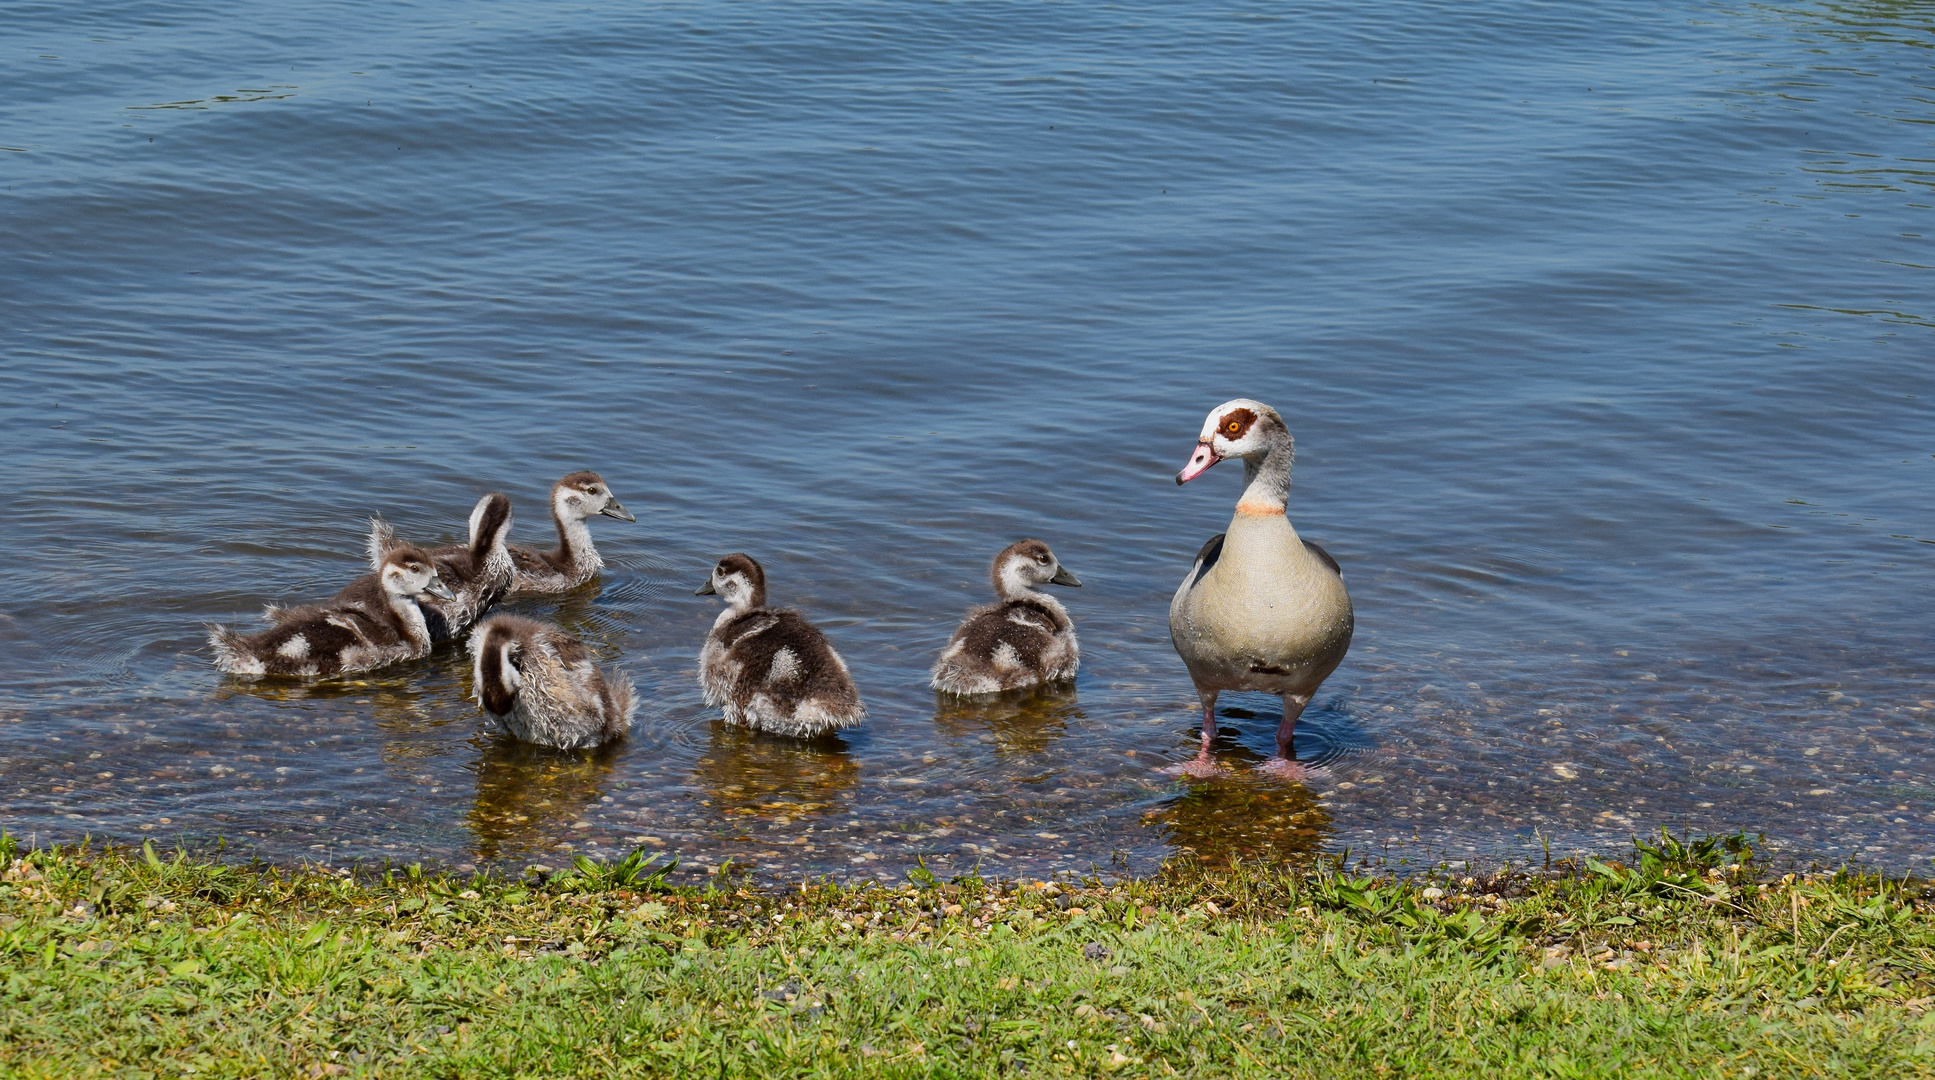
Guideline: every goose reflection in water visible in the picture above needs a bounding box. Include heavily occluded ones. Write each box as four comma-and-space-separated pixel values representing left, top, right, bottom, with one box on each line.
466, 737, 619, 863
1151, 782, 1334, 868
693, 724, 859, 823
209, 673, 437, 709
212, 675, 459, 761
931, 685, 1082, 763
1149, 728, 1335, 867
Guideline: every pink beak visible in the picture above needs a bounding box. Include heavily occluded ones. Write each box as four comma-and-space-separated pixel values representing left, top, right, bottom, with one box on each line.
1176, 442, 1222, 485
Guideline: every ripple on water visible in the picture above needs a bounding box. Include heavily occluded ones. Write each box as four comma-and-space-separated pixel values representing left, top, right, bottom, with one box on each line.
1, 0, 1931, 877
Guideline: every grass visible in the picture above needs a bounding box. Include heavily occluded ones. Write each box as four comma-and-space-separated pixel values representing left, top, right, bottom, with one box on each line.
3, 832, 1935, 1078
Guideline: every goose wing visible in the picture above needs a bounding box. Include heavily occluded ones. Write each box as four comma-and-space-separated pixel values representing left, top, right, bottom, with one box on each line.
544, 627, 595, 670
1302, 539, 1341, 575
1185, 532, 1225, 590
720, 611, 782, 650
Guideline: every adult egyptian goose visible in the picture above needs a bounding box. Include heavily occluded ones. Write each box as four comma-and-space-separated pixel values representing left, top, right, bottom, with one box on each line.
366, 492, 515, 641
509, 471, 635, 593
1167, 399, 1353, 779
468, 615, 636, 749
931, 539, 1081, 694
208, 545, 453, 678
696, 553, 864, 738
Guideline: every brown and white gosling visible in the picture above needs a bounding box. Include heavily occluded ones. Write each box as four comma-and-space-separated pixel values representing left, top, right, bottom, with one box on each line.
366, 492, 515, 641
509, 471, 635, 593
696, 553, 864, 738
468, 615, 636, 749
931, 539, 1081, 694
1167, 398, 1354, 780
208, 546, 453, 678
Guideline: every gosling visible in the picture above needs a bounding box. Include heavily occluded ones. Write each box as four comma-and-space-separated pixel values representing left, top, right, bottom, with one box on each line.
510, 471, 635, 593
696, 553, 864, 738
931, 539, 1081, 694
468, 615, 636, 749
208, 546, 452, 678
366, 492, 515, 641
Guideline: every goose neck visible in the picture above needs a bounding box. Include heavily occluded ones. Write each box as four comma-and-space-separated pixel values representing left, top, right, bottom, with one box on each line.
1235, 438, 1293, 517
993, 566, 1041, 602
553, 510, 600, 573
388, 592, 432, 649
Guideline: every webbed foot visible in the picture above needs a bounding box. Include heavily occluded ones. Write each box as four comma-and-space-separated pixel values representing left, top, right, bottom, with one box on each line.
1158, 754, 1226, 780
1255, 756, 1312, 782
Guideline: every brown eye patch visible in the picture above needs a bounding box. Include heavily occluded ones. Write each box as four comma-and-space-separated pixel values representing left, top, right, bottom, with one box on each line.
1220, 407, 1257, 439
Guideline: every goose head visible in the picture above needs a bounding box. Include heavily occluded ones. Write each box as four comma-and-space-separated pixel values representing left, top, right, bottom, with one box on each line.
379, 546, 454, 601
992, 538, 1080, 599
471, 618, 524, 716
1175, 398, 1287, 485
552, 471, 635, 523
695, 552, 768, 611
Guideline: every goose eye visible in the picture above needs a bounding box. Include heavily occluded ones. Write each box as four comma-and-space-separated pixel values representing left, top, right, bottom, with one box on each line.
1224, 420, 1241, 434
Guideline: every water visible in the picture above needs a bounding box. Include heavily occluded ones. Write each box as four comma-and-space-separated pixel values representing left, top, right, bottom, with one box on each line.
2, 0, 1931, 882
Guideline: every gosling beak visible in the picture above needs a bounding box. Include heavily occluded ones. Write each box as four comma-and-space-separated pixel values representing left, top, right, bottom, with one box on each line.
1049, 566, 1082, 587
601, 498, 636, 522
424, 576, 455, 601
694, 579, 717, 596
1175, 442, 1221, 485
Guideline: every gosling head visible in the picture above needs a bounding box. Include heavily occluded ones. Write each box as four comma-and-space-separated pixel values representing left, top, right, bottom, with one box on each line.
470, 617, 524, 716
1176, 398, 1288, 485
552, 471, 635, 524
695, 552, 767, 611
992, 538, 1080, 599
379, 545, 454, 602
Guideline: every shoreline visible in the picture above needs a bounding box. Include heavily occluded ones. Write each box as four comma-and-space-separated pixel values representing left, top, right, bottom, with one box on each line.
5, 832, 1934, 1076
0, 821, 1908, 890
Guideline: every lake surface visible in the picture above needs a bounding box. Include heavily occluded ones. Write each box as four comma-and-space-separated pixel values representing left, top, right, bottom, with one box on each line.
2, 0, 1931, 883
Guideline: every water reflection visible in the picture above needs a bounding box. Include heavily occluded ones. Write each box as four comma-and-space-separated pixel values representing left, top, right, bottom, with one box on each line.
215, 670, 466, 759
209, 676, 415, 707
467, 737, 619, 862
1148, 778, 1335, 868
692, 724, 859, 822
932, 686, 1082, 762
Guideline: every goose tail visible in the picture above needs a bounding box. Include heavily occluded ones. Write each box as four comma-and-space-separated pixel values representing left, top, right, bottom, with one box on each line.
604, 669, 638, 741
206, 625, 265, 677
365, 516, 396, 571
467, 493, 515, 561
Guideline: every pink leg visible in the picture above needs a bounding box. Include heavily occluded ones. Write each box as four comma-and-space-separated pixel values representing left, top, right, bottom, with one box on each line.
1257, 693, 1311, 780
1160, 690, 1225, 778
